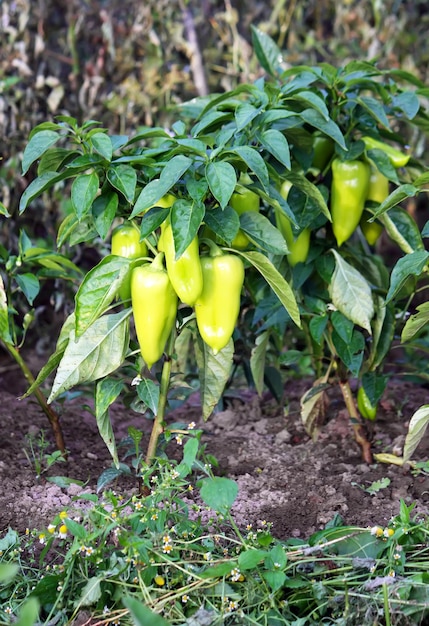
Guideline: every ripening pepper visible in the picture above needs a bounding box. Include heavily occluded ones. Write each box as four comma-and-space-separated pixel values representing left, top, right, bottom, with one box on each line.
111, 222, 148, 302
359, 166, 388, 245
357, 386, 377, 421
162, 219, 203, 306
311, 134, 334, 172
330, 159, 370, 246
361, 136, 410, 168
275, 180, 311, 266
195, 246, 245, 354
131, 253, 178, 369
230, 175, 260, 249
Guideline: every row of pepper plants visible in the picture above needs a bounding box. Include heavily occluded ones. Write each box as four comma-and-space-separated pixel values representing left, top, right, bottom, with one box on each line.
5, 27, 429, 466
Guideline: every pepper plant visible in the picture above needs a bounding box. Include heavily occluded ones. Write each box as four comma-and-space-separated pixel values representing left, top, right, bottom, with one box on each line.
17, 27, 429, 465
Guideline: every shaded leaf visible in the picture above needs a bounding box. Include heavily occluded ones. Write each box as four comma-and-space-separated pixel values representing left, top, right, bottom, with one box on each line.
403, 405, 429, 462
195, 337, 234, 420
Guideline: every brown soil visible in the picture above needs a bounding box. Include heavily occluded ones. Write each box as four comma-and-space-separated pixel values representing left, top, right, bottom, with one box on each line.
1, 351, 429, 540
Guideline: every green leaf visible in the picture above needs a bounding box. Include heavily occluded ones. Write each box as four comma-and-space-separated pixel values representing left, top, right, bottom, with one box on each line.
403, 405, 429, 462
48, 310, 131, 403
199, 476, 238, 513
0, 274, 12, 343
15, 273, 40, 306
0, 562, 19, 584
361, 371, 388, 407
332, 328, 365, 377
123, 597, 172, 626
357, 95, 390, 129
14, 597, 40, 626
75, 255, 132, 336
235, 102, 262, 130
206, 161, 236, 209
22, 129, 60, 174
199, 562, 237, 579
237, 250, 301, 328
239, 212, 288, 255
0, 199, 10, 217
380, 207, 424, 254
204, 206, 240, 244
95, 378, 124, 466
299, 109, 346, 150
71, 172, 100, 220
90, 132, 113, 160
374, 184, 418, 219
75, 576, 102, 608
224, 146, 269, 190
290, 90, 330, 120
21, 314, 75, 398
386, 250, 429, 303
92, 191, 119, 239
195, 337, 234, 420
238, 549, 267, 570
329, 250, 374, 334
171, 199, 205, 258
262, 570, 287, 592
64, 517, 87, 539
258, 129, 291, 169
401, 301, 429, 342
367, 297, 395, 370
283, 170, 331, 221
107, 164, 137, 203
366, 149, 399, 184
136, 378, 160, 414
251, 25, 284, 76
19, 171, 71, 213
250, 330, 270, 396
131, 155, 192, 216
140, 207, 171, 239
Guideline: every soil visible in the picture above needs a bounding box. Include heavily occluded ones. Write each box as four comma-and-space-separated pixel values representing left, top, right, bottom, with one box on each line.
1, 350, 429, 541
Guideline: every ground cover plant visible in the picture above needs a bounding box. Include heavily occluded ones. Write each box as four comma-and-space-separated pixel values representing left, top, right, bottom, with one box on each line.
2, 23, 429, 626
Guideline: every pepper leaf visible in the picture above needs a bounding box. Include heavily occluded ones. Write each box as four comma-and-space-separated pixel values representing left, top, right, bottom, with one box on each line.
48, 310, 131, 403
206, 161, 236, 209
195, 336, 234, 420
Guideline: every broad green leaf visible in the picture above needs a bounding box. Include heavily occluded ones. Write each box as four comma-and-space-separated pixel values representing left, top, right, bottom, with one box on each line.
21, 313, 75, 397
283, 170, 331, 221
71, 172, 100, 220
57, 213, 99, 247
136, 378, 160, 414
14, 597, 40, 626
199, 476, 238, 513
366, 149, 399, 184
38, 147, 79, 174
331, 310, 354, 344
367, 297, 395, 370
401, 301, 429, 342
374, 184, 418, 219
22, 248, 81, 276
48, 310, 131, 403
238, 250, 301, 328
239, 212, 288, 255
329, 250, 374, 334
139, 207, 170, 239
250, 330, 270, 396
290, 90, 330, 119
123, 596, 175, 626
64, 517, 87, 539
107, 164, 137, 203
386, 250, 429, 303
204, 206, 240, 244
95, 378, 124, 466
263, 570, 287, 592
361, 371, 388, 407
206, 161, 236, 209
19, 171, 71, 214
75, 577, 102, 608
0, 562, 19, 583
92, 191, 119, 239
0, 274, 12, 343
171, 199, 205, 258
380, 207, 424, 254
238, 549, 267, 570
22, 129, 60, 174
403, 405, 429, 462
299, 109, 346, 150
195, 337, 234, 420
235, 102, 261, 130
357, 95, 391, 129
90, 132, 113, 161
15, 273, 40, 305
75, 255, 132, 337
332, 328, 364, 377
199, 562, 237, 579
259, 129, 291, 169
224, 146, 269, 190
251, 25, 284, 76
131, 155, 192, 216
0, 528, 19, 551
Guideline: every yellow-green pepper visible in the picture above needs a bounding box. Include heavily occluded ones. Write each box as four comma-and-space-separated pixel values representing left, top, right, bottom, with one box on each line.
131, 253, 177, 369
360, 166, 388, 245
195, 245, 244, 354
357, 386, 377, 421
111, 221, 148, 302
361, 136, 410, 168
275, 180, 311, 266
162, 219, 203, 306
230, 174, 260, 249
330, 159, 370, 246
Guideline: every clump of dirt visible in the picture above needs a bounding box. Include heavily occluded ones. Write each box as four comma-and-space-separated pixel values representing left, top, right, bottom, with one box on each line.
1, 350, 428, 539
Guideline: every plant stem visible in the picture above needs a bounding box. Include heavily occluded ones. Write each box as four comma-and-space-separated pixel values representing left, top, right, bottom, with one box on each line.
2, 340, 67, 457
338, 378, 373, 464
383, 583, 391, 626
145, 327, 176, 464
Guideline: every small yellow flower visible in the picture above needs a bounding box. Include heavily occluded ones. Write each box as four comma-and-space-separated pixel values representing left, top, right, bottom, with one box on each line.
154, 575, 165, 586
47, 524, 56, 534
162, 544, 173, 554
384, 528, 394, 538
134, 501, 143, 510
5, 607, 13, 615
59, 511, 68, 520
370, 526, 384, 537
175, 434, 183, 445
58, 525, 67, 539
187, 422, 196, 430
182, 594, 189, 603
39, 533, 46, 544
